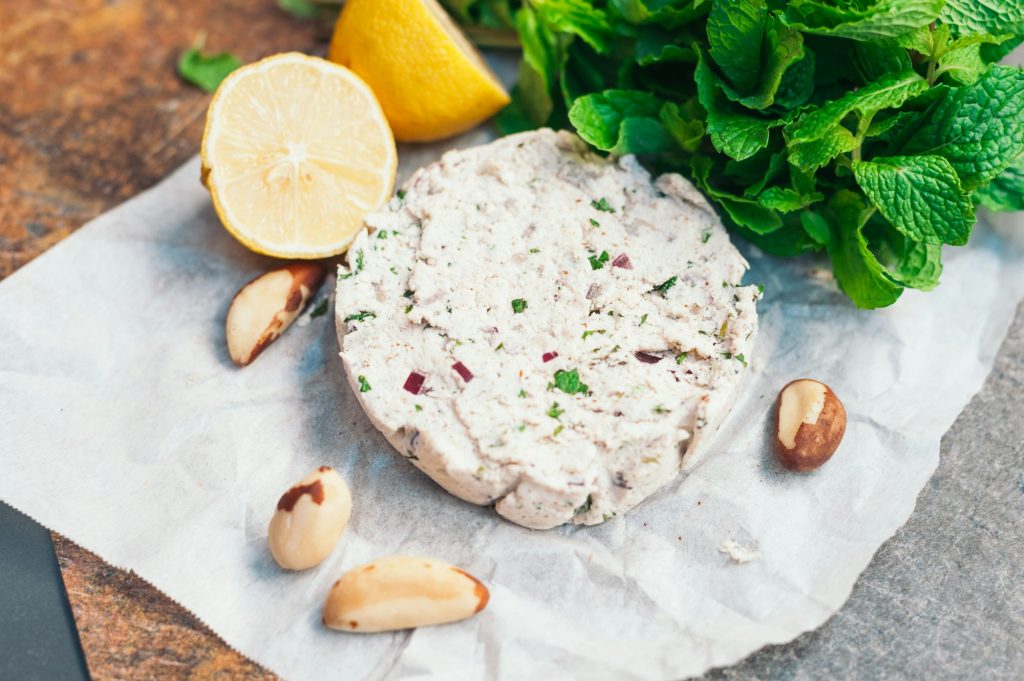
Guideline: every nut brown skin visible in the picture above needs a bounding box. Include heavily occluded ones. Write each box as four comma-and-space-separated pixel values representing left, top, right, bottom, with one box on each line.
268, 466, 352, 570
225, 262, 327, 367
774, 379, 846, 472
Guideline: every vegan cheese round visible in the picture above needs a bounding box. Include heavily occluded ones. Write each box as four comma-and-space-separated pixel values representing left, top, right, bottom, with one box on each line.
335, 129, 759, 529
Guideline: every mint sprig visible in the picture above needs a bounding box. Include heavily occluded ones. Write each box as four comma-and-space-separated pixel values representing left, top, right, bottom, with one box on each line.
499, 0, 1024, 309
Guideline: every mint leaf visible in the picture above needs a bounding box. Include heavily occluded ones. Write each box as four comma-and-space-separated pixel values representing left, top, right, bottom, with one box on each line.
707, 3, 805, 110
757, 186, 823, 213
976, 156, 1024, 212
695, 50, 783, 161
730, 19, 806, 110
939, 0, 1024, 37
499, 6, 563, 132
707, 0, 767, 95
732, 218, 821, 256
177, 47, 241, 93
691, 157, 783, 233
800, 210, 831, 245
277, 0, 321, 19
896, 66, 1024, 190
569, 90, 673, 153
938, 34, 1013, 86
635, 27, 697, 65
786, 70, 929, 143
826, 191, 903, 309
734, 150, 788, 197
774, 48, 816, 109
535, 0, 614, 54
782, 0, 943, 41
874, 228, 944, 291
788, 127, 859, 172
659, 102, 705, 153
609, 0, 709, 28
853, 155, 973, 246
853, 40, 913, 82
785, 70, 928, 170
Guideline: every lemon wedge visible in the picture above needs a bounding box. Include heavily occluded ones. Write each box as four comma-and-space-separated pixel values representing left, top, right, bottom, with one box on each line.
201, 53, 397, 258
328, 0, 510, 142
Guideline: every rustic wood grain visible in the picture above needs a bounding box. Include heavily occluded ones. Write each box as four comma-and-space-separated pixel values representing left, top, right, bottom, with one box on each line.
2, 1, 323, 677
0, 0, 323, 281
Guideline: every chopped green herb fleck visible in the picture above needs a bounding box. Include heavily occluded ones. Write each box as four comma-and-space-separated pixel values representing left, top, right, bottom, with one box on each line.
344, 311, 376, 323
589, 251, 610, 270
403, 289, 414, 298
338, 249, 365, 280
553, 425, 564, 437
575, 494, 593, 515
553, 368, 589, 395
639, 313, 648, 326
390, 266, 399, 275
309, 299, 329, 319
589, 218, 600, 227
529, 247, 540, 254
397, 189, 406, 200
719, 320, 729, 337
357, 375, 371, 393
701, 230, 712, 244
611, 344, 621, 353
495, 342, 505, 351
650, 276, 677, 297
511, 298, 528, 314
377, 230, 388, 239
721, 352, 733, 360
653, 405, 669, 414
518, 389, 527, 398
641, 456, 660, 464
735, 353, 747, 366
757, 284, 765, 295
591, 198, 614, 213
547, 402, 564, 419
675, 352, 687, 364
414, 404, 423, 412
404, 304, 413, 314
582, 329, 606, 340
516, 423, 526, 432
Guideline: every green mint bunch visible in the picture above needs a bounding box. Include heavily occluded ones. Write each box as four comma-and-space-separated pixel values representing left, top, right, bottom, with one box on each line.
499, 0, 1024, 308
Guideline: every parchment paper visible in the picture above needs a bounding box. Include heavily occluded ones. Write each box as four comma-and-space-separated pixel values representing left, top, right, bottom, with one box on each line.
3, 74, 1024, 681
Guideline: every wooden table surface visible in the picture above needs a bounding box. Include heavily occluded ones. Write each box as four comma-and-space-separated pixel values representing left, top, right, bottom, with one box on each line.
2, 2, 326, 677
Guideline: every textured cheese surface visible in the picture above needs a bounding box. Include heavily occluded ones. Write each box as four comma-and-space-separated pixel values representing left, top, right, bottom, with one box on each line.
336, 130, 759, 529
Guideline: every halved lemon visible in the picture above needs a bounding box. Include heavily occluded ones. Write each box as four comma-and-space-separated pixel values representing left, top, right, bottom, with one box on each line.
201, 53, 397, 259
328, 0, 510, 142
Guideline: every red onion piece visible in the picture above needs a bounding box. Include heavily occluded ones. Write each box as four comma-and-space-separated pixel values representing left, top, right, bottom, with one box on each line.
452, 362, 474, 382
403, 371, 426, 394
612, 254, 632, 269
634, 351, 663, 364
542, 351, 559, 363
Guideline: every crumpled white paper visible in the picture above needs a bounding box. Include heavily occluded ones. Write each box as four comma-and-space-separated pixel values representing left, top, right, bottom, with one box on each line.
3, 67, 1024, 681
